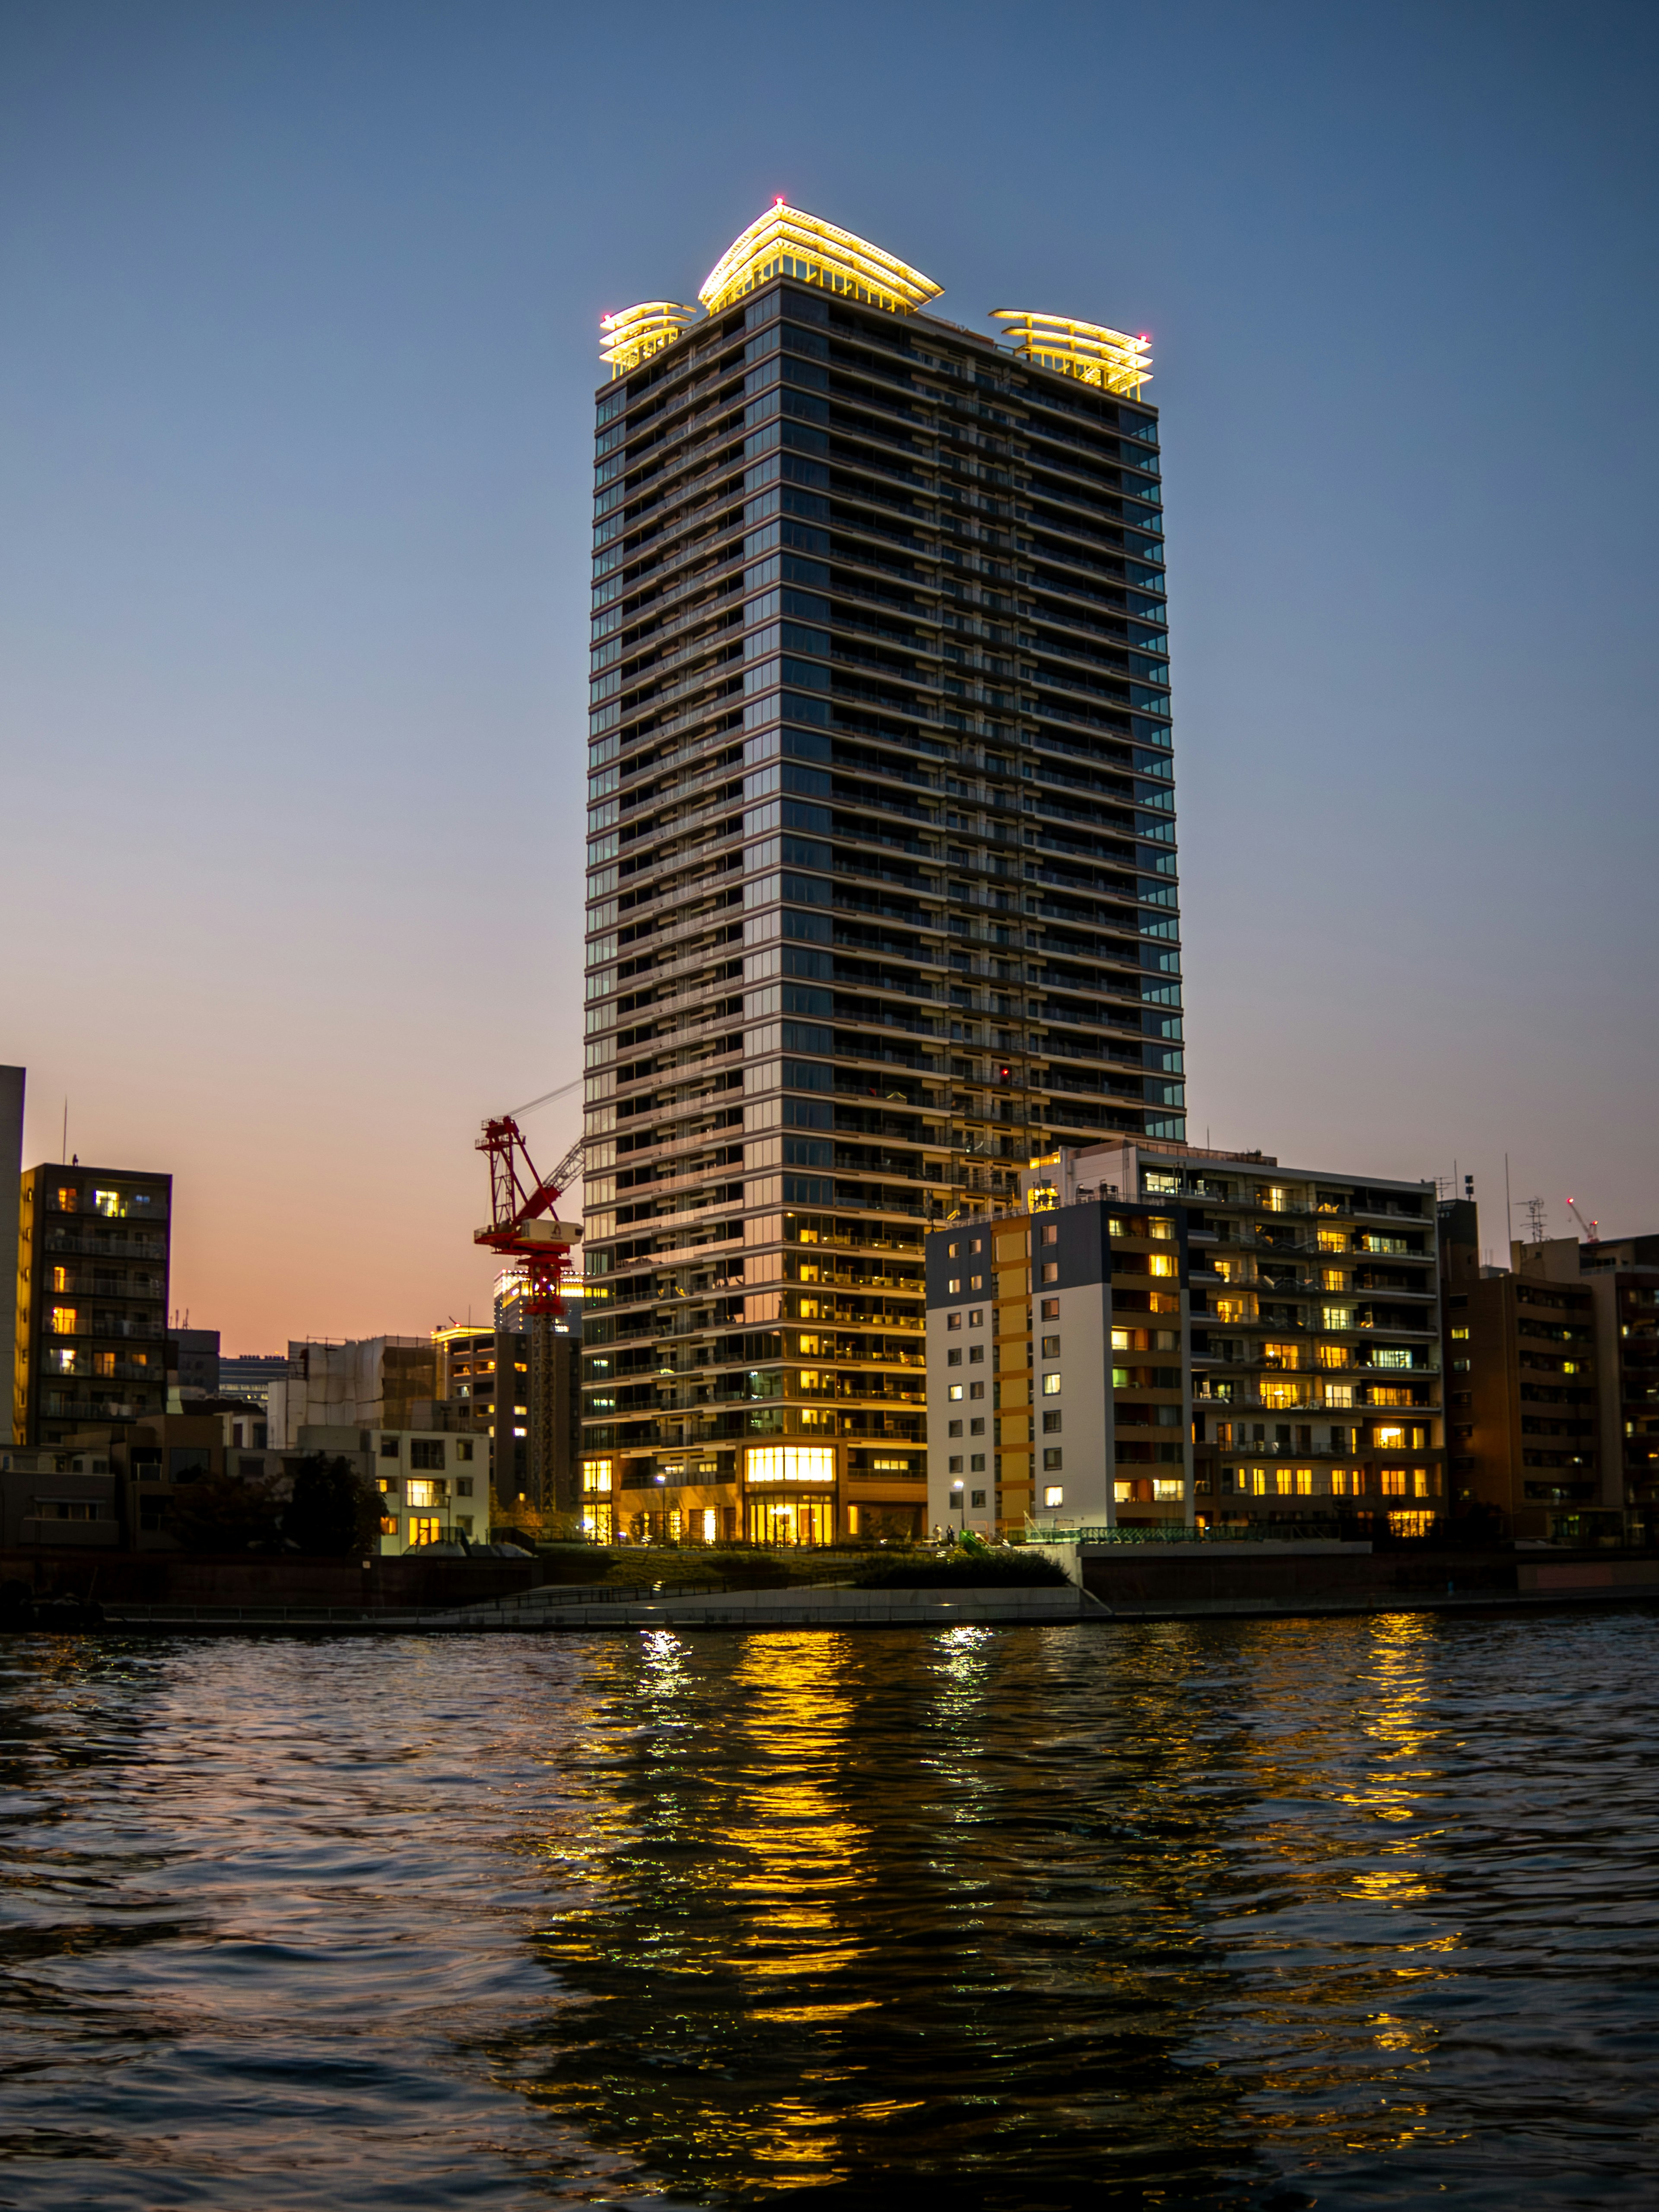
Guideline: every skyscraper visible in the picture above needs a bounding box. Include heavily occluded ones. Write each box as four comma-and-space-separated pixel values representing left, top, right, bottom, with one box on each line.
581, 205, 1180, 1543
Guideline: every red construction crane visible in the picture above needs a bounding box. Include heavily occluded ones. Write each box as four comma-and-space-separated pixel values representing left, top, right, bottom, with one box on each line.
474, 1117, 583, 1313
474, 1116, 583, 1516
1566, 1196, 1599, 1246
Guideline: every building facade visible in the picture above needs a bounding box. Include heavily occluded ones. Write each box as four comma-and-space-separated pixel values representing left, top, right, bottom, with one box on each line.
217, 1353, 290, 1412
1438, 1207, 1609, 1540
1514, 1230, 1659, 1541
429, 1321, 580, 1517
925, 1141, 1194, 1537
13, 1163, 172, 1448
170, 1327, 220, 1400
1, 1066, 22, 1435
266, 1337, 437, 1448
1187, 1148, 1444, 1531
581, 204, 1182, 1544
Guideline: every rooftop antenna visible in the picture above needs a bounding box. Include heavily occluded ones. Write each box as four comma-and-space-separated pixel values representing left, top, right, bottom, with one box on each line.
1522, 1195, 1548, 1245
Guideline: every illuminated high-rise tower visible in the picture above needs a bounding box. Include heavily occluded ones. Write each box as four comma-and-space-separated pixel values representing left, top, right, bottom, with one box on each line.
578, 205, 1180, 1543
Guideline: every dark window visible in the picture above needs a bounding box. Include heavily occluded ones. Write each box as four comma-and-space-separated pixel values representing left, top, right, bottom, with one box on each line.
410, 1440, 446, 1471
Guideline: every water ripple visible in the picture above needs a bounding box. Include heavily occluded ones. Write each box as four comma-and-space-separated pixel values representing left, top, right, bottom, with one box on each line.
0, 1612, 1654, 2205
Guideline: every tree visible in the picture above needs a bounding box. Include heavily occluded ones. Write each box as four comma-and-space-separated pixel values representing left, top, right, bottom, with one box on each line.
173, 1466, 286, 1552
283, 1453, 378, 1557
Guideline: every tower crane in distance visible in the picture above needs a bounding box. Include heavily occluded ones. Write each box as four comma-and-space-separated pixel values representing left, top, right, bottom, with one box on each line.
474, 1115, 584, 1521
1567, 1197, 1599, 1246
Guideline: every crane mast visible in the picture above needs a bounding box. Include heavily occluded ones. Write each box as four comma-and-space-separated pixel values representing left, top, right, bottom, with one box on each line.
474, 1117, 583, 1519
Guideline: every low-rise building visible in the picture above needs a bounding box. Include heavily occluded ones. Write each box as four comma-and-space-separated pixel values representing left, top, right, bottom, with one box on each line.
170, 1328, 220, 1400
294, 1424, 484, 1553
216, 1354, 289, 1412
266, 1337, 437, 1447
0, 1443, 121, 1548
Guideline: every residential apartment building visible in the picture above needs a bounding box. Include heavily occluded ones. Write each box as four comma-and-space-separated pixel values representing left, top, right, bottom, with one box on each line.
429, 1320, 578, 1513
1437, 1206, 1609, 1540
1188, 1147, 1444, 1532
13, 1163, 172, 1447
582, 204, 1181, 1544
925, 1143, 1192, 1537
1514, 1230, 1659, 1541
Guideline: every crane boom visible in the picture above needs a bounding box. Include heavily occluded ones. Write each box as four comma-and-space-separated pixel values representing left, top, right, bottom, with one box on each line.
1567, 1196, 1599, 1245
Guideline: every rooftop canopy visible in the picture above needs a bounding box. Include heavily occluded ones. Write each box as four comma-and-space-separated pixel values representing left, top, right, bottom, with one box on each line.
598, 300, 699, 378
699, 200, 942, 319
990, 310, 1152, 396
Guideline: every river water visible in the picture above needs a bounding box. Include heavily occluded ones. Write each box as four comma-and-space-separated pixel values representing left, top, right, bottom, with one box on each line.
0, 1612, 1655, 2208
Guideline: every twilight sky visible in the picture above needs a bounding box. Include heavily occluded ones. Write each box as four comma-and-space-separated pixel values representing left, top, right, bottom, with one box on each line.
2, 0, 1655, 1350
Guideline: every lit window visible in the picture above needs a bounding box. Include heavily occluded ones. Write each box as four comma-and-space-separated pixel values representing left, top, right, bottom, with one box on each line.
948, 1278, 961, 1294
948, 1383, 964, 1401
968, 1309, 982, 1328
746, 1445, 835, 1485
947, 1311, 962, 1331
50, 1306, 78, 1335
1295, 1468, 1314, 1495
407, 1515, 443, 1546
1380, 1468, 1408, 1497
1041, 1262, 1058, 1284
1041, 1299, 1059, 1320
1043, 1484, 1064, 1508
1275, 1469, 1293, 1495
1042, 1372, 1061, 1395
1149, 1253, 1175, 1277
407, 1479, 438, 1508
1450, 1325, 1470, 1341
1375, 1424, 1406, 1448
1154, 1478, 1183, 1501
583, 1459, 613, 1494
1041, 1224, 1057, 1245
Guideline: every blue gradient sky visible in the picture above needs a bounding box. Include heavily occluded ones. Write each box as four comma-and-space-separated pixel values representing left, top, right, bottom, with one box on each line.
2, 0, 1654, 1348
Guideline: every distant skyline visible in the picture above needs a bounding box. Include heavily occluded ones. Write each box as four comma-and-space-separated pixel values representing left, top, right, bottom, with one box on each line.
2, 0, 1655, 1349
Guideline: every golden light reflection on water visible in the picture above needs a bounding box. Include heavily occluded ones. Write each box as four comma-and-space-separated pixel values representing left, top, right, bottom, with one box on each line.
486, 1611, 1656, 2206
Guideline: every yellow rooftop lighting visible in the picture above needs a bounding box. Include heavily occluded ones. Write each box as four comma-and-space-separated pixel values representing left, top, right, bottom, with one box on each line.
990, 311, 1152, 397
699, 200, 941, 318
599, 300, 698, 378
